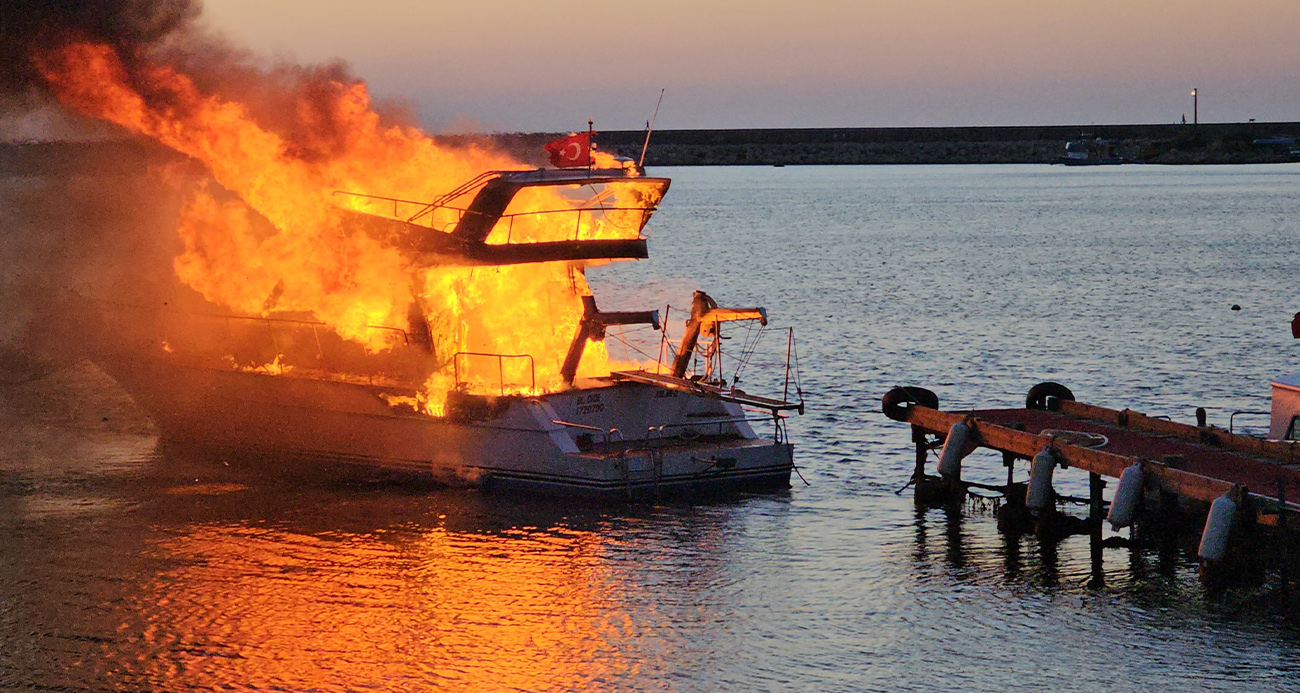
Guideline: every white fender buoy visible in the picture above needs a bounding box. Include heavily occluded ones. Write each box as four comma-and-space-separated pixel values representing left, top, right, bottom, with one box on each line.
1107, 462, 1144, 529
1198, 492, 1237, 563
1026, 448, 1057, 511
937, 421, 973, 479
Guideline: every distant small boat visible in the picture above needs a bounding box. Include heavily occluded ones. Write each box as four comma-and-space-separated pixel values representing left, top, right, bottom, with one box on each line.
1059, 137, 1124, 166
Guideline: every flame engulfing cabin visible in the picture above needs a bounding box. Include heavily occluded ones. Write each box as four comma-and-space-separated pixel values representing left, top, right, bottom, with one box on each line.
86, 163, 803, 497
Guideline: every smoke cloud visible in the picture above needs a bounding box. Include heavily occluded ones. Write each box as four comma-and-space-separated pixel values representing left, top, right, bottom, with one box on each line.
0, 0, 514, 393
0, 1, 212, 375
0, 0, 201, 95
2, 0, 424, 161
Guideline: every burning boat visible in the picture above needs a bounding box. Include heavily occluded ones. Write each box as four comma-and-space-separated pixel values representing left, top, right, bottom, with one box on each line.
83, 162, 803, 497
21, 41, 803, 497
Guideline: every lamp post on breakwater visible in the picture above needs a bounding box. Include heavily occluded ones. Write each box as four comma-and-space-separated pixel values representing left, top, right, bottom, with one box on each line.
1191, 88, 1198, 125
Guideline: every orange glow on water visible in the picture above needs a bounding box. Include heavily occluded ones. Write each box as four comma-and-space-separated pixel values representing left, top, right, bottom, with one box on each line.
119, 523, 635, 691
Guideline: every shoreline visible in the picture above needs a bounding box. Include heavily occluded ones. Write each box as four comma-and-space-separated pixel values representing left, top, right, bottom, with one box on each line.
484, 122, 1300, 167
4, 121, 1300, 174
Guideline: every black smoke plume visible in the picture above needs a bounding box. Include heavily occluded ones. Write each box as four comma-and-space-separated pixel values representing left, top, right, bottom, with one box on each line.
0, 0, 200, 94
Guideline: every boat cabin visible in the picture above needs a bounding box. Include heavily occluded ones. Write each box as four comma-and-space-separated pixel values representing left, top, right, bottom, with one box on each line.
336, 167, 671, 265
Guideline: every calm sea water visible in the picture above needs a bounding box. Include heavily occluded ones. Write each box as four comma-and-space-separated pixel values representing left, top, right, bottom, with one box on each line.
5, 164, 1300, 691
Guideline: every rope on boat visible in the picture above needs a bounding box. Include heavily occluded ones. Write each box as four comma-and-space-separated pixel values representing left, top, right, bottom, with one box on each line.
730, 320, 766, 387
606, 324, 663, 365
786, 330, 804, 406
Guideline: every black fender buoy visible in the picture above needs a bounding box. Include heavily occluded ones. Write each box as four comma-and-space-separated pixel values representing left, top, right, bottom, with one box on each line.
882, 386, 939, 421
1026, 382, 1074, 411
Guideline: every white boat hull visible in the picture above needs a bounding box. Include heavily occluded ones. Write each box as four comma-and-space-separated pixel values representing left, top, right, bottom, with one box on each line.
1271, 374, 1300, 440
97, 356, 794, 498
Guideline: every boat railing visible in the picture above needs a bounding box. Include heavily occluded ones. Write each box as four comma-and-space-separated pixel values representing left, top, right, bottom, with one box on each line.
1229, 410, 1272, 435
334, 191, 652, 242
494, 206, 651, 244
93, 294, 415, 348
334, 171, 660, 241
559, 414, 784, 452
408, 170, 506, 224
634, 320, 804, 416
332, 170, 506, 226
202, 314, 410, 371
87, 294, 428, 384
452, 351, 536, 396
550, 420, 624, 444
214, 314, 412, 380
647, 415, 785, 443
216, 313, 409, 343
331, 190, 477, 232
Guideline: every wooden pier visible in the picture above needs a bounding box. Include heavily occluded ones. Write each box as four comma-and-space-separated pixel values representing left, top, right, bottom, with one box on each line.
883, 383, 1300, 587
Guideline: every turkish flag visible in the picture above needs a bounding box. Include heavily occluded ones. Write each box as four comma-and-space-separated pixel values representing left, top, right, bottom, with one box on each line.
544, 132, 591, 168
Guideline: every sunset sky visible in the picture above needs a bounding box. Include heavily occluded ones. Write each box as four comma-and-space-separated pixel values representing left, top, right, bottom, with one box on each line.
203, 0, 1300, 132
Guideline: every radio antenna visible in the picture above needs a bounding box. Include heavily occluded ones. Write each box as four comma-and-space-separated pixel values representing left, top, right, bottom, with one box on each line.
638, 89, 665, 169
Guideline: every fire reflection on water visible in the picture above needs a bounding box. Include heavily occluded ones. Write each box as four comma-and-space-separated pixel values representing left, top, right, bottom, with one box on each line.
109, 518, 650, 690
0, 371, 736, 691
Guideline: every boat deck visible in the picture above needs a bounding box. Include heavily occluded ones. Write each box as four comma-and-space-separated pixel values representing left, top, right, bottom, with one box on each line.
610, 369, 803, 412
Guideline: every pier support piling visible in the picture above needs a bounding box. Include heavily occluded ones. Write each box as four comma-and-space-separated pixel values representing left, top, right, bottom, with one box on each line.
1279, 478, 1291, 606
1089, 472, 1106, 588
996, 481, 1032, 534
912, 425, 926, 483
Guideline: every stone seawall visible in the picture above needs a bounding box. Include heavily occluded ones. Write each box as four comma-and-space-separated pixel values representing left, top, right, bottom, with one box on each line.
499, 122, 1300, 166
6, 122, 1300, 175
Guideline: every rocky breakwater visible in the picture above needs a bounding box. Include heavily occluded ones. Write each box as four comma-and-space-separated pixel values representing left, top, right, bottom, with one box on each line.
579, 123, 1300, 166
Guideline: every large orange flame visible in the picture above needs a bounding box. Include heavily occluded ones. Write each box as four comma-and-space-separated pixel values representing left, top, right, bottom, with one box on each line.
36, 42, 641, 414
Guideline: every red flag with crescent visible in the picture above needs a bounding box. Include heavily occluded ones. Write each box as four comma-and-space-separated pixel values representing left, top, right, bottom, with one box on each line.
544, 132, 591, 168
